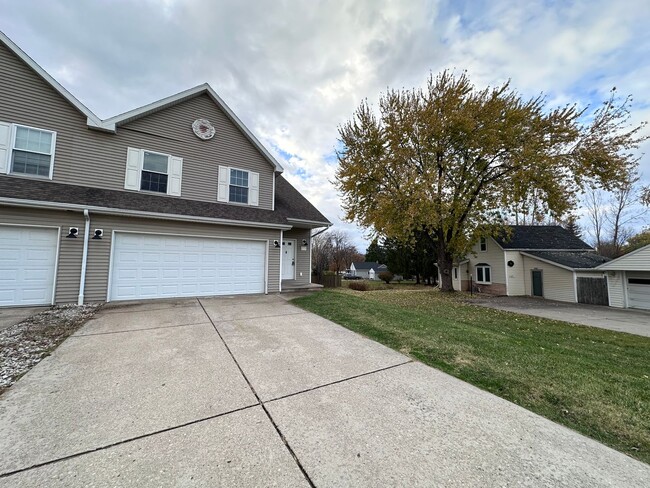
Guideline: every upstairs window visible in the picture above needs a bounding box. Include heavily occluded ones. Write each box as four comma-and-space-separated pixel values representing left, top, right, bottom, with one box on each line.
123, 147, 182, 196
217, 165, 259, 206
479, 237, 488, 252
140, 151, 169, 193
229, 168, 249, 204
476, 264, 491, 284
1, 124, 57, 178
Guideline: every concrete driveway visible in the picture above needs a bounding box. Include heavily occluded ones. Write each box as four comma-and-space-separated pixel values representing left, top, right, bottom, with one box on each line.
472, 296, 650, 337
0, 295, 648, 487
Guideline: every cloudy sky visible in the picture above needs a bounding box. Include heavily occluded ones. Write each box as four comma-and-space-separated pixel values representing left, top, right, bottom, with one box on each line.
2, 0, 649, 250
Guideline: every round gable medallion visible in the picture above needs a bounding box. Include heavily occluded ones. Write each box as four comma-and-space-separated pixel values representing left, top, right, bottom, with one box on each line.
192, 118, 215, 140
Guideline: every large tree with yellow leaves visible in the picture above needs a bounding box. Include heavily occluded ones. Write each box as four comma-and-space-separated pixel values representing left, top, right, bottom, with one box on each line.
336, 71, 646, 291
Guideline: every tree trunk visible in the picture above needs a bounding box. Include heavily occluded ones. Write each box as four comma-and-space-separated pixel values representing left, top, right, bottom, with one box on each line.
437, 241, 454, 292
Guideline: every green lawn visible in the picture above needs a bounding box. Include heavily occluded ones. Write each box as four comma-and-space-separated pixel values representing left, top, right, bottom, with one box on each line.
292, 288, 650, 464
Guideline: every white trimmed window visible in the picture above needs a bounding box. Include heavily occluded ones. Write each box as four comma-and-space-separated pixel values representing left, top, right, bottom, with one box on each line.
453, 267, 458, 280
479, 237, 488, 252
218, 165, 259, 206
229, 168, 249, 203
0, 123, 56, 178
123, 147, 182, 196
476, 264, 491, 284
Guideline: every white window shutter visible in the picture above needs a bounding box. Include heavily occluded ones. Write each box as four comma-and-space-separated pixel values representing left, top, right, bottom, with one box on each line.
217, 165, 229, 202
0, 122, 11, 174
167, 156, 183, 196
124, 148, 142, 190
249, 171, 259, 206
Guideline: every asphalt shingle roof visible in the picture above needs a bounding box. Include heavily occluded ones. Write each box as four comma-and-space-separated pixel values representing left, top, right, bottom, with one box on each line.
0, 175, 330, 227
495, 225, 593, 250
274, 176, 330, 224
524, 251, 610, 269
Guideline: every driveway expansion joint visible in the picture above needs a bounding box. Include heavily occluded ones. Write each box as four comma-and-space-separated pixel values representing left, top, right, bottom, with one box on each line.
197, 298, 317, 488
264, 359, 414, 404
0, 403, 260, 479
70, 321, 212, 337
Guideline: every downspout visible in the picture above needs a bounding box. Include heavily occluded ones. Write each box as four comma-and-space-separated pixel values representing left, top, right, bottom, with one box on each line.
279, 230, 283, 292
78, 209, 90, 305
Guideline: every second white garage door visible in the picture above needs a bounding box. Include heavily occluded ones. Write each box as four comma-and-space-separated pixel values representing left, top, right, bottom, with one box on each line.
627, 272, 650, 310
110, 233, 266, 301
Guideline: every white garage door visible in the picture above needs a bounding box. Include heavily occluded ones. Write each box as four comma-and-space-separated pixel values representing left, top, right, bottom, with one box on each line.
627, 272, 650, 310
0, 226, 58, 306
110, 233, 266, 301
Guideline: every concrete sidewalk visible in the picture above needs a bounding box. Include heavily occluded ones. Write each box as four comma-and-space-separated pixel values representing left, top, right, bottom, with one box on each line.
0, 295, 648, 487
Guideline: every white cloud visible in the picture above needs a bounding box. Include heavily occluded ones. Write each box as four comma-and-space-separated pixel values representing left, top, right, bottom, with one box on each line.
1, 0, 648, 250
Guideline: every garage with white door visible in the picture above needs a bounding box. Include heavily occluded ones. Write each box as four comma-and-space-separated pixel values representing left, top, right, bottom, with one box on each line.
0, 225, 58, 306
598, 244, 650, 310
109, 232, 267, 301
627, 272, 650, 310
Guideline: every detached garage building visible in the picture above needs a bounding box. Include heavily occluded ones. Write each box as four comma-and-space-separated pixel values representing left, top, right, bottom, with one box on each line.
598, 244, 650, 311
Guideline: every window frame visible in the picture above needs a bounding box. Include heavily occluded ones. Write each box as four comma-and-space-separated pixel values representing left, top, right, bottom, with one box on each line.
139, 149, 170, 194
479, 237, 488, 252
9, 124, 57, 179
228, 167, 250, 205
453, 267, 458, 280
475, 265, 492, 284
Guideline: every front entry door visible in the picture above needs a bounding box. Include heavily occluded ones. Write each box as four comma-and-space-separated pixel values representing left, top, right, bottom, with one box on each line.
532, 270, 543, 297
282, 240, 296, 280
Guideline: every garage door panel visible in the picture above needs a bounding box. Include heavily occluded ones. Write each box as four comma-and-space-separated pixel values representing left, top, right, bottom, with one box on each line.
627, 273, 650, 310
0, 226, 57, 306
110, 233, 266, 301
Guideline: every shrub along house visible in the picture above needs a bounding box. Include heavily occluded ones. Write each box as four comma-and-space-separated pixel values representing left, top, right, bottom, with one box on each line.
0, 31, 330, 307
451, 226, 610, 304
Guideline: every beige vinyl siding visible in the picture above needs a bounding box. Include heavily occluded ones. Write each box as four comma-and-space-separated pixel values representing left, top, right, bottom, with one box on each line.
504, 251, 525, 296
0, 206, 84, 303
283, 228, 311, 284
468, 237, 506, 285
0, 44, 275, 210
0, 43, 88, 181
523, 256, 576, 303
85, 215, 282, 302
599, 245, 650, 271
605, 271, 626, 308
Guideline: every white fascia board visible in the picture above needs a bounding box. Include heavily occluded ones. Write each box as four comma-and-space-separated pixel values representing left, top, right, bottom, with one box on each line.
504, 248, 595, 252
96, 84, 285, 173
286, 218, 332, 228
0, 31, 103, 128
519, 252, 575, 271
596, 244, 650, 270
0, 197, 292, 230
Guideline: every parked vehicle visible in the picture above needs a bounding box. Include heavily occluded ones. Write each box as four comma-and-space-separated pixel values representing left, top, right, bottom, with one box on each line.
343, 274, 362, 280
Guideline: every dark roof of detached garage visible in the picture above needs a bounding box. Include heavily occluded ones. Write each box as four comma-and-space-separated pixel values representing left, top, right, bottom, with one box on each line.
0, 176, 330, 227
524, 251, 610, 269
495, 225, 593, 250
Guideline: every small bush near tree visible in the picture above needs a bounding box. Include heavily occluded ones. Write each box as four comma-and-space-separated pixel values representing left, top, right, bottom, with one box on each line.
348, 281, 369, 291
378, 271, 394, 284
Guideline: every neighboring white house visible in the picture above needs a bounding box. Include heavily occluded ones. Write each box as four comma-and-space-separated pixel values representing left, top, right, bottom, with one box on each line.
350, 262, 388, 280
451, 226, 610, 305
596, 244, 650, 310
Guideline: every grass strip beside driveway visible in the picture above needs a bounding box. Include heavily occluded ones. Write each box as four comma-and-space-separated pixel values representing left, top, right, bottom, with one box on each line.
292, 289, 650, 464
